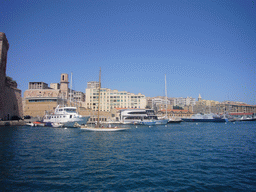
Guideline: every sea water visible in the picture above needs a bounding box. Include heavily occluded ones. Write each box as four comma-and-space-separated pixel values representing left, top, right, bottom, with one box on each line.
0, 122, 256, 191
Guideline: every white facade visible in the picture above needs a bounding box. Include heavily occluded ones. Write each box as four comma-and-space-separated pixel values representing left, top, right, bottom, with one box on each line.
152, 98, 170, 106
85, 87, 147, 111
172, 97, 196, 107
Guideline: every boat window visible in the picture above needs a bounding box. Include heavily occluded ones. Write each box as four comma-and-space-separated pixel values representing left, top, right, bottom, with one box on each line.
65, 109, 76, 113
70, 115, 72, 118
127, 111, 147, 115
125, 116, 142, 120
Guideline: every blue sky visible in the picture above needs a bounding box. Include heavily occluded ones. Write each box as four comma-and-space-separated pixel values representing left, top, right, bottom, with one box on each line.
1, 0, 255, 105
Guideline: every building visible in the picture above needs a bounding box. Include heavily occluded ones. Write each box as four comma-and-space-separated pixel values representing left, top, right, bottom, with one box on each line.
193, 94, 220, 114
87, 81, 99, 89
0, 32, 23, 120
158, 109, 193, 119
216, 101, 256, 115
23, 73, 86, 117
29, 82, 49, 89
171, 97, 196, 107
192, 95, 256, 114
50, 83, 60, 90
69, 90, 85, 106
60, 73, 69, 99
147, 96, 172, 111
85, 82, 147, 112
23, 82, 63, 117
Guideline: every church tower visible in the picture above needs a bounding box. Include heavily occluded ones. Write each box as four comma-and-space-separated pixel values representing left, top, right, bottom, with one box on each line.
198, 94, 202, 102
60, 73, 69, 99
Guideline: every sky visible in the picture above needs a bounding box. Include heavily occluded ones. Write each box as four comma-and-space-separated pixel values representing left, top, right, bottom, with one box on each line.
1, 0, 255, 105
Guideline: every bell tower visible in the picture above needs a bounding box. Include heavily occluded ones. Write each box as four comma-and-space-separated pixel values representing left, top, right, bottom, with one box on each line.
60, 73, 69, 99
198, 94, 202, 102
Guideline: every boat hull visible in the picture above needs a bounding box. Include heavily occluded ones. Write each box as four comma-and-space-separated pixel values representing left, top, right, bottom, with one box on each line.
155, 119, 169, 125
44, 116, 90, 127
168, 120, 183, 124
237, 118, 256, 121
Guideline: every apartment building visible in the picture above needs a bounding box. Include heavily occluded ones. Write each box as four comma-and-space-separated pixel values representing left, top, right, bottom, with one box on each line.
171, 97, 196, 107
85, 82, 147, 111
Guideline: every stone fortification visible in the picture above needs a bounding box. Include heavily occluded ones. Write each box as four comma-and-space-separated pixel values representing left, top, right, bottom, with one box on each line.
0, 32, 23, 120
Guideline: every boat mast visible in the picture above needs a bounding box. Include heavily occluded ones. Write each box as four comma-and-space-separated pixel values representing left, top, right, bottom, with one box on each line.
97, 68, 101, 127
165, 74, 168, 118
70, 72, 73, 107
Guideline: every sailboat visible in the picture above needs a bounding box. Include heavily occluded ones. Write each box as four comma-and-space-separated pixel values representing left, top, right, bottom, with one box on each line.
80, 68, 129, 131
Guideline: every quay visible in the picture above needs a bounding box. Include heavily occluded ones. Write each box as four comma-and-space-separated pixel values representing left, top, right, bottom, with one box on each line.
0, 120, 26, 127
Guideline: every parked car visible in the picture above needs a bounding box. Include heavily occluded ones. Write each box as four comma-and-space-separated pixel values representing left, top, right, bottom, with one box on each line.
24, 115, 31, 119
11, 116, 22, 120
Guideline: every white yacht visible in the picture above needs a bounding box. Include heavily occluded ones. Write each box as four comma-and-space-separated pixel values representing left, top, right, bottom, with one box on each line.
120, 109, 168, 125
43, 105, 90, 127
120, 109, 147, 124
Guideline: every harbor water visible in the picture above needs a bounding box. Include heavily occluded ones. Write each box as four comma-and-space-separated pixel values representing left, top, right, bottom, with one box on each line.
1, 122, 256, 191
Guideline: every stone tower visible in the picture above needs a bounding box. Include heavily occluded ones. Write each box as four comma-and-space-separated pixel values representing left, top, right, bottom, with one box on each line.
0, 33, 10, 119
198, 94, 202, 102
0, 32, 9, 90
0, 32, 23, 120
60, 73, 69, 99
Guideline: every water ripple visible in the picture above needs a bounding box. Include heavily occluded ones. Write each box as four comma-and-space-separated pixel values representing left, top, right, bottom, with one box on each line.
1, 122, 256, 191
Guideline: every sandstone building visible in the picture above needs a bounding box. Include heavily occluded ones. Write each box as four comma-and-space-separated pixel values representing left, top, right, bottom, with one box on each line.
0, 32, 23, 120
23, 74, 86, 117
193, 94, 256, 115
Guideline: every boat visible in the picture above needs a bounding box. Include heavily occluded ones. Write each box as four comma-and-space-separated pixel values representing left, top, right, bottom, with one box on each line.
182, 113, 228, 122
120, 109, 167, 125
80, 68, 129, 132
236, 116, 256, 121
27, 121, 45, 127
43, 73, 90, 127
43, 105, 90, 127
120, 109, 148, 124
146, 109, 168, 125
138, 119, 156, 126
52, 122, 64, 128
168, 119, 183, 123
